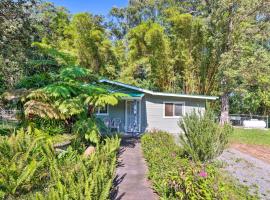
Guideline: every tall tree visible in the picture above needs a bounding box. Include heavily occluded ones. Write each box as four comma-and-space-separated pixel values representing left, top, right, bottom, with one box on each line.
35, 2, 70, 48
199, 0, 270, 123
0, 0, 37, 87
121, 21, 173, 91
63, 13, 120, 79
164, 8, 207, 94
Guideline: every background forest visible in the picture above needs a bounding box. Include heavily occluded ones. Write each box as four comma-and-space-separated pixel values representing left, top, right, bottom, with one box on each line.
0, 0, 270, 119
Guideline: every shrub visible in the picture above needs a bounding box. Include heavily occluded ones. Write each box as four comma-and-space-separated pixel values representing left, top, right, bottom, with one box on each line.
28, 118, 66, 135
179, 110, 233, 162
32, 136, 120, 200
0, 127, 121, 199
0, 128, 53, 198
141, 131, 257, 200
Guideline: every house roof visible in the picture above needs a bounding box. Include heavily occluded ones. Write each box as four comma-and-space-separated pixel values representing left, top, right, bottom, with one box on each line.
99, 79, 218, 100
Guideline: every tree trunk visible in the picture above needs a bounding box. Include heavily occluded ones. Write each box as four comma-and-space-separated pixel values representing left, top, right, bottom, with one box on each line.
220, 92, 229, 125
220, 4, 234, 126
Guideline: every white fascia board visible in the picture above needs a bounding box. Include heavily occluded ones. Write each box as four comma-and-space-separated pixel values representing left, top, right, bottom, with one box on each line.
152, 92, 218, 100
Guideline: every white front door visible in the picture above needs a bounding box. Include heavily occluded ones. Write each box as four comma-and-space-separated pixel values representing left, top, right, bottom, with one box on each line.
125, 100, 140, 133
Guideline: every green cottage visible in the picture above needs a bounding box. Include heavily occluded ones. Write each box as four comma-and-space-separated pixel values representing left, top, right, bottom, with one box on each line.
97, 79, 218, 136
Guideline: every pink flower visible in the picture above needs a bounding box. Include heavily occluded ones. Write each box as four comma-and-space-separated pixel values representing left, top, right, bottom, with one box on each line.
199, 170, 208, 178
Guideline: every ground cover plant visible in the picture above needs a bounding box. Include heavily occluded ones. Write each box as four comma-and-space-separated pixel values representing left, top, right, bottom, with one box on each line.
229, 128, 270, 147
141, 131, 258, 200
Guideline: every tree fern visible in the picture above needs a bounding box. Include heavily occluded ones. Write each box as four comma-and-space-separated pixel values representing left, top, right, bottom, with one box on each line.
24, 100, 64, 119
23, 66, 127, 120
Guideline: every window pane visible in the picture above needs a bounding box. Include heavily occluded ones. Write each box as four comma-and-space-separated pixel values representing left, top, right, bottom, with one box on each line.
99, 105, 108, 114
165, 103, 173, 116
174, 104, 183, 116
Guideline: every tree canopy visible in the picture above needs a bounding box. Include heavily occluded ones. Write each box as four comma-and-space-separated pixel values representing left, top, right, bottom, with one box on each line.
1, 0, 270, 118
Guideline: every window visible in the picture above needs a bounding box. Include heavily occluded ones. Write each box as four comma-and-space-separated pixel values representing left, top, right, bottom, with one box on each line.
174, 104, 183, 116
164, 102, 184, 117
96, 105, 109, 115
165, 103, 173, 116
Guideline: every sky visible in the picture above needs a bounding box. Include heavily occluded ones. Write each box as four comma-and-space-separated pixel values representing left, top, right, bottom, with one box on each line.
49, 0, 128, 16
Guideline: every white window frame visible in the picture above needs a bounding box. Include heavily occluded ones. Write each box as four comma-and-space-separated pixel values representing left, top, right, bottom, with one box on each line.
96, 105, 109, 116
163, 101, 185, 118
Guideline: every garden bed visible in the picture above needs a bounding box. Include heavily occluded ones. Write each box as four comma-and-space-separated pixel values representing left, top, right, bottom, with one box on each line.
141, 131, 258, 200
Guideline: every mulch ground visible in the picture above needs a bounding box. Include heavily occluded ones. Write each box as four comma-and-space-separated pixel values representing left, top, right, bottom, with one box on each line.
230, 143, 270, 164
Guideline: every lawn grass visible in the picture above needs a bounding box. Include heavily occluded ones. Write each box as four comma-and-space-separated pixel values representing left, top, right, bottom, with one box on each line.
229, 128, 270, 147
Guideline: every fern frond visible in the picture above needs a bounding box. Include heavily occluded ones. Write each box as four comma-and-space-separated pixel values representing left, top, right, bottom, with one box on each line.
12, 160, 37, 194
60, 67, 92, 81
26, 89, 50, 101
85, 92, 127, 107
55, 97, 84, 117
43, 83, 79, 99
24, 100, 64, 119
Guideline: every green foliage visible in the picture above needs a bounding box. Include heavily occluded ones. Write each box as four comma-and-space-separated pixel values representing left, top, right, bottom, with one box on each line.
0, 75, 5, 94
32, 136, 120, 200
73, 118, 102, 146
0, 121, 19, 136
31, 42, 76, 67
141, 131, 257, 200
15, 73, 54, 89
122, 21, 173, 91
0, 127, 121, 199
29, 118, 66, 136
23, 66, 125, 120
0, 0, 38, 87
62, 12, 120, 78
59, 66, 97, 82
0, 128, 54, 198
35, 2, 70, 48
2, 0, 270, 117
179, 110, 233, 162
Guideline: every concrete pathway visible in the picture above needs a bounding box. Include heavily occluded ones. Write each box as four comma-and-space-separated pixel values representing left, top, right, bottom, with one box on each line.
110, 137, 158, 200
218, 148, 270, 199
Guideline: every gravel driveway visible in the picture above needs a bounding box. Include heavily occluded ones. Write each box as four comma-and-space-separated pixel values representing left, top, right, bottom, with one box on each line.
218, 148, 270, 199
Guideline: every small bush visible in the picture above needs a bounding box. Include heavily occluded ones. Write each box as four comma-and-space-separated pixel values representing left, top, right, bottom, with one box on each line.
141, 131, 257, 200
179, 110, 233, 162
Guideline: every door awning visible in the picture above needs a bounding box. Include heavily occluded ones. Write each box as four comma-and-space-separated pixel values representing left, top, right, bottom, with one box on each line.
121, 92, 144, 100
